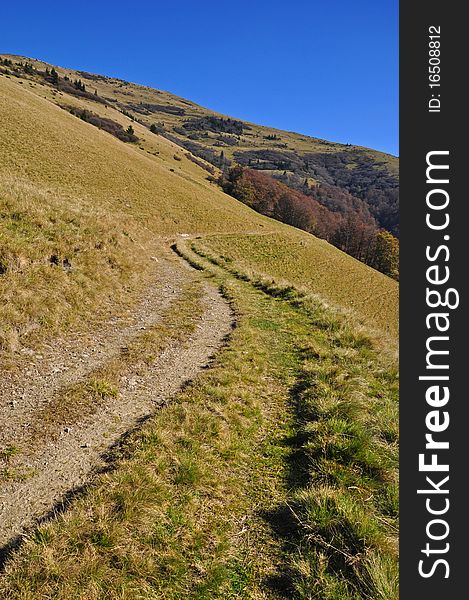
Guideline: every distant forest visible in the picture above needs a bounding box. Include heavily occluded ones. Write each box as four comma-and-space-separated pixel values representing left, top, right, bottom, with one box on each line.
1, 57, 399, 279
157, 115, 400, 279
220, 167, 399, 280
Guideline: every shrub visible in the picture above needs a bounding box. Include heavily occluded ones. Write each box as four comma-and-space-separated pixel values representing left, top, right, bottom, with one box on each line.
62, 106, 139, 143
150, 123, 165, 134
182, 116, 247, 135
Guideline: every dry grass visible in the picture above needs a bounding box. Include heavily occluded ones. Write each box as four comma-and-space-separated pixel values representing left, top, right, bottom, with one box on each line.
0, 174, 155, 356
19, 282, 205, 449
0, 65, 398, 597
1, 72, 397, 356
193, 232, 398, 341
0, 75, 270, 237
0, 244, 398, 599
0, 74, 269, 357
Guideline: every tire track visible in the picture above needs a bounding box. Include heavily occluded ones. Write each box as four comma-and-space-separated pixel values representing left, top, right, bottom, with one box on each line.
0, 258, 233, 550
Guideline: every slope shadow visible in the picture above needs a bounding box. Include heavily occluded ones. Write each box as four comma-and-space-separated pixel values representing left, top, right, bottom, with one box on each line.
258, 375, 313, 597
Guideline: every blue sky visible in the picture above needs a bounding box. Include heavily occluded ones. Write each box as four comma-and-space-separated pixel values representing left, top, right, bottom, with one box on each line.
1, 1, 398, 155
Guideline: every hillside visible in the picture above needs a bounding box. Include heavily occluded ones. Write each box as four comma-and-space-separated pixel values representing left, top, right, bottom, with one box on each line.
0, 57, 398, 345
0, 55, 399, 242
0, 56, 398, 598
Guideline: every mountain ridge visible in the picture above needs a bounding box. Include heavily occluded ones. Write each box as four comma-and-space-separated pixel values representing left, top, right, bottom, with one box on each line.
1, 53, 399, 159
0, 51, 398, 597
1, 53, 399, 277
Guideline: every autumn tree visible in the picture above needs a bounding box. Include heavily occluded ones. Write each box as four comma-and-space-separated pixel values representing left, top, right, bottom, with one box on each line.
219, 166, 398, 278
369, 230, 399, 280
333, 213, 376, 262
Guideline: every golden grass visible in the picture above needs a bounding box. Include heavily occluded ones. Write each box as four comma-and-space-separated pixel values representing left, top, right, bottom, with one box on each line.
0, 244, 398, 599
0, 75, 269, 237
0, 173, 155, 355
194, 232, 398, 340
0, 74, 265, 355
0, 72, 397, 354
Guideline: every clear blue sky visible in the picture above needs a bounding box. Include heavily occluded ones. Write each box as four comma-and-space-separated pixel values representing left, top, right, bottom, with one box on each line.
2, 0, 398, 156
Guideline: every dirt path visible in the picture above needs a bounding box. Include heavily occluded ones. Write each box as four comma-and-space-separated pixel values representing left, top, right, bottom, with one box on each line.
0, 255, 233, 550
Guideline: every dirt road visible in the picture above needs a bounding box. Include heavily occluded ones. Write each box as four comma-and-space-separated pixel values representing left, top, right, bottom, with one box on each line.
0, 255, 232, 551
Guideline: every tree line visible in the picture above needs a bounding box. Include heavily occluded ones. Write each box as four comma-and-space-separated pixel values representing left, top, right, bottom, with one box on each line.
220, 167, 399, 280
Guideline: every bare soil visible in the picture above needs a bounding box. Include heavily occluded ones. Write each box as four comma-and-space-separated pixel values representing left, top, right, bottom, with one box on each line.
0, 254, 232, 549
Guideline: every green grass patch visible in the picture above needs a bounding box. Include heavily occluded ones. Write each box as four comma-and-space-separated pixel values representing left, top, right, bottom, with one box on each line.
194, 233, 398, 341
0, 245, 398, 599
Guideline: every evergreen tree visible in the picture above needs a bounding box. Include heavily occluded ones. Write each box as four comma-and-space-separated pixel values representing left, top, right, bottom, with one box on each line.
73, 79, 86, 92
50, 68, 59, 85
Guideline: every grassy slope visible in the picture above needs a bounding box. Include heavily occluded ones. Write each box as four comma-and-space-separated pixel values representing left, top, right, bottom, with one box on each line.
194, 233, 397, 339
0, 244, 398, 599
1, 54, 398, 173
0, 72, 397, 353
0, 74, 266, 235
0, 73, 264, 354
0, 65, 398, 598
